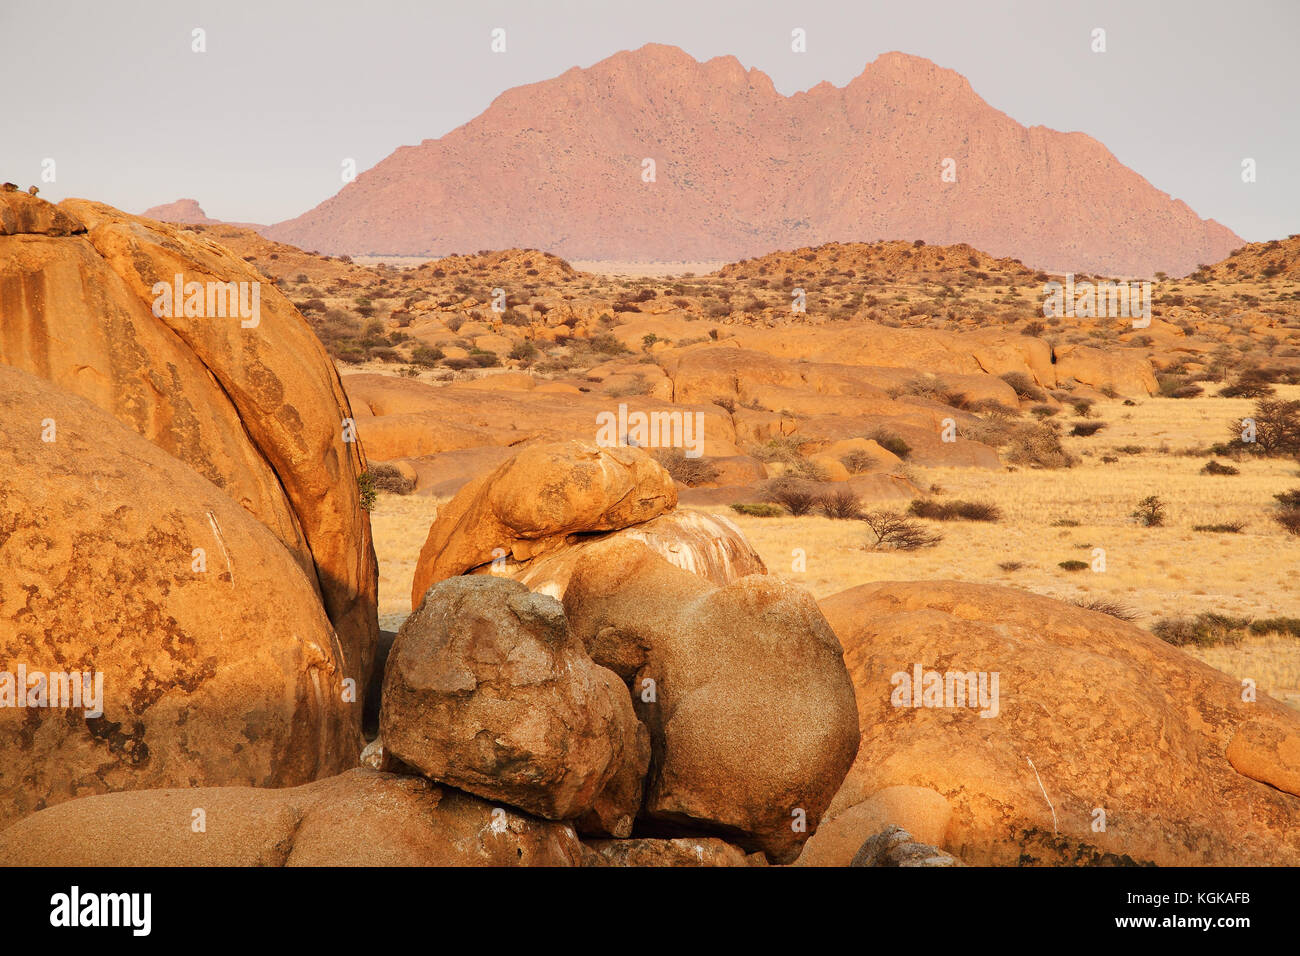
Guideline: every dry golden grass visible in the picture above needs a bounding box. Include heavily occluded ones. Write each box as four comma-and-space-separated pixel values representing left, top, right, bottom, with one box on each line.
701, 390, 1300, 705
368, 493, 440, 629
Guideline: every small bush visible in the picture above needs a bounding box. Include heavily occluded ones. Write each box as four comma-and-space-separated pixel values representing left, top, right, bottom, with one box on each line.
1057, 560, 1089, 572
907, 499, 1002, 521
1275, 510, 1300, 536
1192, 521, 1246, 533
729, 502, 783, 518
1070, 421, 1106, 437
863, 510, 943, 551
998, 561, 1023, 572
588, 333, 630, 355
818, 489, 863, 520
1131, 495, 1167, 527
764, 479, 817, 516
841, 450, 879, 474
1249, 617, 1300, 638
866, 430, 912, 460
411, 346, 444, 367
508, 340, 539, 363
652, 448, 720, 487
1006, 424, 1078, 469
1201, 460, 1239, 476
1151, 613, 1250, 648
357, 472, 378, 511
1071, 598, 1138, 622
1000, 371, 1047, 402
751, 436, 803, 464
368, 463, 414, 495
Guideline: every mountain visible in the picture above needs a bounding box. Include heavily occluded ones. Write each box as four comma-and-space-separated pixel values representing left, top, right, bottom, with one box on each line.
264, 44, 1240, 277
141, 198, 221, 224
141, 198, 265, 231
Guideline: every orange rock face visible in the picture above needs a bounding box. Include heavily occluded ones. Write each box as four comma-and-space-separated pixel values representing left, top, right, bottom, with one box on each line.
410, 441, 677, 606
265, 44, 1239, 277
0, 367, 357, 829
0, 195, 378, 692
563, 539, 860, 864
380, 577, 648, 830
820, 580, 1300, 866
0, 770, 584, 866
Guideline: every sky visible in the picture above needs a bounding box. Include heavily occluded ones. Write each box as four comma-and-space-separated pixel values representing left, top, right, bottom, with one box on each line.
2, 0, 1296, 241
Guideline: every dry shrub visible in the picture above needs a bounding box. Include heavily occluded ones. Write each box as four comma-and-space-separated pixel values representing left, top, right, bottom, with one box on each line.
1000, 371, 1047, 402
817, 489, 863, 519
763, 478, 818, 516
368, 462, 415, 495
1151, 614, 1250, 648
841, 449, 879, 474
1070, 598, 1138, 622
652, 448, 720, 488
863, 510, 943, 551
1005, 423, 1079, 468
907, 499, 1001, 521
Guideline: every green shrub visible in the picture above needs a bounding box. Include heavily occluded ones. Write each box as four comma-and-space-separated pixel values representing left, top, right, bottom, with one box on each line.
866, 430, 911, 460
357, 472, 378, 511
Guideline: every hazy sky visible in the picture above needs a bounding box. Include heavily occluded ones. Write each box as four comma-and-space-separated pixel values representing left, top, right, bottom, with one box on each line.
3, 0, 1295, 241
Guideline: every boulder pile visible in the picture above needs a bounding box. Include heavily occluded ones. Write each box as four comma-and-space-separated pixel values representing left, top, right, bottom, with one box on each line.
0, 435, 860, 865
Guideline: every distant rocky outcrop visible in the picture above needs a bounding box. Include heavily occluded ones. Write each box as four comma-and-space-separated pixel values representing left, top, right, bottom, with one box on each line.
140, 198, 221, 225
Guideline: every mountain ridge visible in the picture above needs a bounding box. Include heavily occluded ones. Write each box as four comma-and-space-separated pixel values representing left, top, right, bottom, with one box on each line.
177, 44, 1240, 275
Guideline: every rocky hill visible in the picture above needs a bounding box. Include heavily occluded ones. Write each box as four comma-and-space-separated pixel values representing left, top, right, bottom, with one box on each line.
264, 44, 1240, 277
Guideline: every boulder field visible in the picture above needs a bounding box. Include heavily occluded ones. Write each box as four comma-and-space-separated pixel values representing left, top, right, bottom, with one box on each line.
1, 191, 1291, 868
2, 429, 1298, 865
